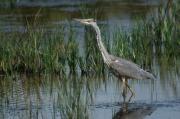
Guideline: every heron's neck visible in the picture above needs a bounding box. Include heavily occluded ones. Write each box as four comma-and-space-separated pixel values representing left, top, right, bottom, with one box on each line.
91, 23, 111, 65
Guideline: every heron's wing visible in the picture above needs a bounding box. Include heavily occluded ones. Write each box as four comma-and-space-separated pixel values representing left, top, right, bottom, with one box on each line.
109, 55, 155, 80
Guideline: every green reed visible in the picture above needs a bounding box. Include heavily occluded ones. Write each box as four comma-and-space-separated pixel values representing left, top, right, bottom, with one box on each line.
0, 26, 65, 74
112, 2, 179, 69
0, 1, 179, 76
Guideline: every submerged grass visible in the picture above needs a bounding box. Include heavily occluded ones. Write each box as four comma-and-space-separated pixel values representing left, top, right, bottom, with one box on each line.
58, 75, 89, 119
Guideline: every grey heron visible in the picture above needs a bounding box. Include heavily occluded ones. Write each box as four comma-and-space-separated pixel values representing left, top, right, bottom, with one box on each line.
75, 18, 155, 97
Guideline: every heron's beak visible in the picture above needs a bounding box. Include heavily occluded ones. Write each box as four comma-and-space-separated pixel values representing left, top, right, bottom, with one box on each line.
74, 18, 87, 24
74, 18, 82, 22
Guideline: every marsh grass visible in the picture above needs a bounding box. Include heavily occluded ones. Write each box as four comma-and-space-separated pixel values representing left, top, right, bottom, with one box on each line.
112, 2, 179, 70
0, 26, 65, 74
0, 1, 179, 119
0, 2, 179, 76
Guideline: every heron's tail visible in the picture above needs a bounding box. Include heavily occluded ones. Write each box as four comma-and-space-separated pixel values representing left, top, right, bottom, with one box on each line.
141, 70, 156, 80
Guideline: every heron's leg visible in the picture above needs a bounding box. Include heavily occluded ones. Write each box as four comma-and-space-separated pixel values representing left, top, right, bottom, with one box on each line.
122, 78, 127, 102
124, 81, 135, 96
122, 101, 128, 113
121, 78, 128, 113
127, 92, 133, 102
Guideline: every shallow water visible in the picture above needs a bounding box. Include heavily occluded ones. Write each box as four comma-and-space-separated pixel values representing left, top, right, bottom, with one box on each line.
0, 0, 180, 119
0, 57, 179, 119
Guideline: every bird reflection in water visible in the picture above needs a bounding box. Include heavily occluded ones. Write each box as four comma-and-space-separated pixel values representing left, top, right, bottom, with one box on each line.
113, 101, 155, 119
113, 86, 155, 119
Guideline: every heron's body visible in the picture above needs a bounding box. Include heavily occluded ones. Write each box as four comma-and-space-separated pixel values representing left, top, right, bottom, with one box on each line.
75, 18, 155, 96
108, 55, 155, 80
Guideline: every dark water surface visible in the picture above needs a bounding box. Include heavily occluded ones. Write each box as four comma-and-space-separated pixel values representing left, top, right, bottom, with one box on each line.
0, 0, 165, 32
0, 0, 180, 119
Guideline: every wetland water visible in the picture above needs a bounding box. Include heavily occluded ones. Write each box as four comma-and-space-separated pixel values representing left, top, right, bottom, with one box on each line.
0, 0, 180, 119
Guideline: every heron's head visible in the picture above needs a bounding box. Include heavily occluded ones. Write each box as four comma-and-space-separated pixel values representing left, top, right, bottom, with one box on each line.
74, 18, 96, 25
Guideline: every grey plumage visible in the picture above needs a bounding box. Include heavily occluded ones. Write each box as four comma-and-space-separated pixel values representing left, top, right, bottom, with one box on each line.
109, 55, 155, 80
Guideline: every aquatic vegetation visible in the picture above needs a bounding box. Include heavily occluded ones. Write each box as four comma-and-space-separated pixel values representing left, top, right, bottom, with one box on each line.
0, 1, 179, 119
112, 1, 179, 70
0, 26, 66, 74
58, 75, 89, 119
0, 1, 179, 76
